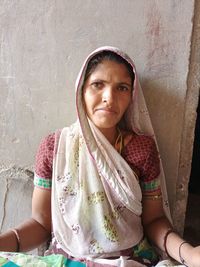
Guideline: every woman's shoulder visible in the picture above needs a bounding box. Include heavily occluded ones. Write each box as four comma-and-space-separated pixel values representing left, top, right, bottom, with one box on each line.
35, 130, 62, 166
38, 129, 62, 152
34, 130, 62, 185
41, 132, 56, 148
122, 131, 160, 182
123, 131, 156, 150
122, 131, 158, 165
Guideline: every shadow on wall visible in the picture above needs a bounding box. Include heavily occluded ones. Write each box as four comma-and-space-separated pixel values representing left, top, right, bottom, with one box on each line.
142, 76, 194, 235
142, 77, 184, 210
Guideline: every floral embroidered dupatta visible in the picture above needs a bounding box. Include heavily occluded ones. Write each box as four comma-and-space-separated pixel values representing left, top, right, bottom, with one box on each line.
51, 47, 171, 261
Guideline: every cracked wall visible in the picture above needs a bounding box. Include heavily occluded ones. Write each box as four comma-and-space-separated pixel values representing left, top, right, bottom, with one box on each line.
0, 167, 34, 231
0, 0, 199, 233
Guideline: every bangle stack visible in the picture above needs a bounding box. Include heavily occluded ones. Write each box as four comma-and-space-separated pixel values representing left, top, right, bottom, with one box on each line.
10, 228, 20, 252
179, 241, 188, 266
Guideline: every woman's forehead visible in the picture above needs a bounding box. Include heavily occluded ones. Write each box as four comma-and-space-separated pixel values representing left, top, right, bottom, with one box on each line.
87, 60, 132, 80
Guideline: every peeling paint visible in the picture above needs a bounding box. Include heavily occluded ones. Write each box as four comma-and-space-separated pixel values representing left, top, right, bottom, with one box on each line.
11, 138, 20, 143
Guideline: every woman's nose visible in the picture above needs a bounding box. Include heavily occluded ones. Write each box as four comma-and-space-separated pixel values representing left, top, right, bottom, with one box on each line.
102, 87, 114, 104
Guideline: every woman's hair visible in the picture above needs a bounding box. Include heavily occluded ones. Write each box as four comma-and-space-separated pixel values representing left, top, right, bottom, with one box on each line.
84, 50, 135, 86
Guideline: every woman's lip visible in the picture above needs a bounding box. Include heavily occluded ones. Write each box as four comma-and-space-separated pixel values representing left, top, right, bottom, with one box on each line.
95, 108, 116, 113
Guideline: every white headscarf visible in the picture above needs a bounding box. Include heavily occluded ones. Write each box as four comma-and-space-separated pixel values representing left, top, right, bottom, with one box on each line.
51, 46, 171, 260
76, 46, 171, 218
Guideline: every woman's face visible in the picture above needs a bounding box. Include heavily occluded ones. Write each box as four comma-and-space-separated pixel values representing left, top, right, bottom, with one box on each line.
83, 60, 132, 133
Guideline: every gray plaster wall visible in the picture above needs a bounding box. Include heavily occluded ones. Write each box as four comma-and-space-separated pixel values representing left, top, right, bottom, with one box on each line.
0, 1, 199, 234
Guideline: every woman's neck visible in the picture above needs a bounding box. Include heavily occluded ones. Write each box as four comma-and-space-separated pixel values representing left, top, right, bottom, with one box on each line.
99, 127, 118, 145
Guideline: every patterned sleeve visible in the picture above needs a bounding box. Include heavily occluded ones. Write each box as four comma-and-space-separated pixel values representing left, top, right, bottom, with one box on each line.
122, 135, 161, 196
34, 133, 55, 190
139, 137, 161, 196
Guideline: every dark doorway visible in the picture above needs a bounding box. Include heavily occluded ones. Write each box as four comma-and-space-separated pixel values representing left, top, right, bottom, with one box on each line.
184, 96, 200, 245
188, 98, 200, 194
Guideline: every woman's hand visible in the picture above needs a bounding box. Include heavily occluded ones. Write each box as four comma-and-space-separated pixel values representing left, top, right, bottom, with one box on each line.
0, 187, 52, 252
0, 230, 19, 252
185, 245, 200, 267
141, 196, 200, 266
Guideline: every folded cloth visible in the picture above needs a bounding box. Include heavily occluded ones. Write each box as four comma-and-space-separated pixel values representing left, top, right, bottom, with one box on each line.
0, 252, 184, 267
0, 256, 19, 266
0, 252, 66, 267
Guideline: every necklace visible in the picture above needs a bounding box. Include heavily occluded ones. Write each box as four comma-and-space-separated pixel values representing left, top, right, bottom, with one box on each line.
114, 128, 124, 154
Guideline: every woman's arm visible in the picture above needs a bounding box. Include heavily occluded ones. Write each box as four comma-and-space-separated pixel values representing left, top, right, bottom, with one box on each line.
0, 187, 51, 252
142, 197, 200, 267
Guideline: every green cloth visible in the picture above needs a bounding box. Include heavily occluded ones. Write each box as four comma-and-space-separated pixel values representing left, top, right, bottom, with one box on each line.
64, 259, 85, 267
0, 256, 19, 266
0, 253, 70, 267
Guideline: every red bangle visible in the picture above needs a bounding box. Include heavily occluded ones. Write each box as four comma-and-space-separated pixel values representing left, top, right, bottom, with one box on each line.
163, 228, 174, 257
10, 228, 20, 252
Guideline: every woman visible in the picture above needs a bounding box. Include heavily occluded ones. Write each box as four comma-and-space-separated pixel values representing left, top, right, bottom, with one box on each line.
0, 46, 200, 267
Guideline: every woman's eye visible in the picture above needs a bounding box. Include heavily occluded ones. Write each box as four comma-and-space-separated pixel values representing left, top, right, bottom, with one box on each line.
118, 85, 129, 91
91, 82, 103, 89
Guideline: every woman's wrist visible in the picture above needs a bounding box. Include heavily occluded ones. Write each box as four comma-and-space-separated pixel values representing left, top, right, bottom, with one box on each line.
178, 241, 194, 266
163, 228, 195, 265
0, 218, 51, 252
10, 229, 20, 252
163, 228, 175, 257
0, 229, 19, 252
